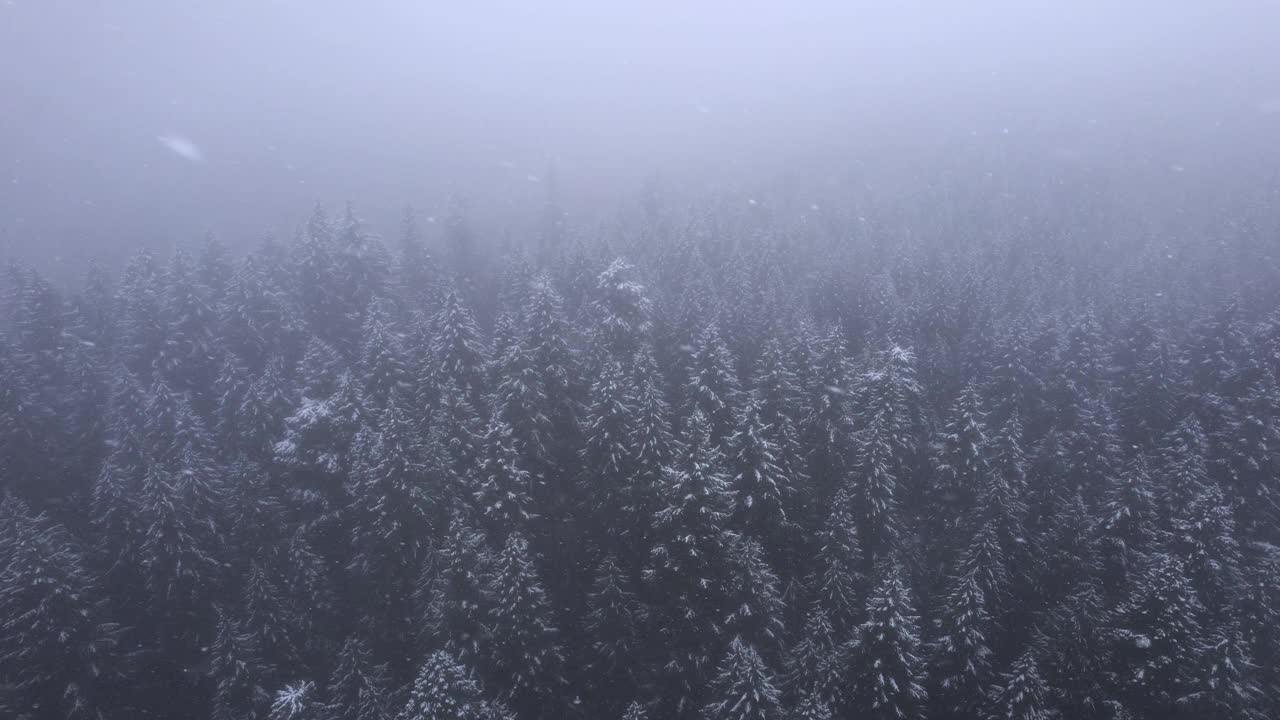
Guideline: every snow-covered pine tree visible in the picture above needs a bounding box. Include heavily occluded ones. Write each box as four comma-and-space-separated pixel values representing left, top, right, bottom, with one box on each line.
325, 636, 394, 720
801, 327, 850, 502
491, 336, 552, 479
585, 555, 645, 717
157, 248, 219, 410
1118, 337, 1183, 447
117, 248, 165, 381
934, 382, 989, 520
853, 404, 904, 569
243, 559, 298, 673
472, 419, 536, 543
842, 561, 926, 720
645, 409, 736, 718
358, 299, 411, 413
210, 609, 271, 720
198, 232, 235, 302
590, 259, 651, 369
401, 650, 484, 720
1214, 368, 1280, 540
784, 610, 841, 705
621, 700, 650, 720
422, 512, 490, 663
1111, 554, 1205, 719
702, 638, 782, 720
1099, 455, 1160, 598
334, 202, 391, 323
985, 650, 1051, 720
1176, 625, 1265, 720
1032, 584, 1109, 720
269, 680, 324, 720
580, 360, 638, 541
722, 535, 786, 653
522, 277, 581, 439
623, 353, 675, 555
790, 691, 834, 720
687, 323, 743, 445
1156, 415, 1211, 525
433, 291, 490, 412
809, 487, 864, 634
854, 343, 925, 494
395, 207, 440, 311
728, 400, 792, 547
231, 355, 294, 462
1171, 480, 1243, 618
930, 572, 992, 720
0, 504, 120, 720
483, 532, 565, 719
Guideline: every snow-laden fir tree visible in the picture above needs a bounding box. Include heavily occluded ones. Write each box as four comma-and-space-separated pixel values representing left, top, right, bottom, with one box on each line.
400, 649, 484, 720
157, 248, 219, 408
784, 610, 841, 705
1214, 368, 1280, 540
422, 512, 490, 663
842, 561, 926, 720
930, 572, 992, 720
210, 609, 271, 720
269, 679, 324, 720
590, 259, 651, 368
791, 691, 834, 720
933, 382, 989, 520
722, 535, 786, 653
621, 700, 649, 720
229, 355, 294, 462
622, 353, 675, 555
585, 555, 645, 717
482, 532, 565, 719
702, 638, 782, 720
432, 291, 490, 411
521, 277, 580, 438
325, 636, 394, 720
491, 337, 553, 479
394, 207, 439, 311
1176, 625, 1265, 720
1035, 489, 1099, 604
750, 338, 805, 471
0, 502, 120, 720
1171, 480, 1243, 618
334, 203, 391, 321
801, 327, 850, 501
1099, 455, 1160, 598
1111, 554, 1205, 719
728, 400, 792, 547
1156, 415, 1210, 525
854, 404, 904, 569
358, 299, 411, 413
687, 323, 743, 445
645, 409, 736, 719
985, 650, 1051, 720
472, 420, 535, 543
1032, 585, 1109, 720
854, 343, 925, 493
809, 488, 864, 634
580, 360, 639, 547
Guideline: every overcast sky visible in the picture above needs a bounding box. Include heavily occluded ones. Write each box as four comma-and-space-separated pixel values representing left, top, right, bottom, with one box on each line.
2, 1, 1278, 272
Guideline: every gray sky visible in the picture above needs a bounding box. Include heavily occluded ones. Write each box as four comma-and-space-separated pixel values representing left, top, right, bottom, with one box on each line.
2, 1, 1278, 271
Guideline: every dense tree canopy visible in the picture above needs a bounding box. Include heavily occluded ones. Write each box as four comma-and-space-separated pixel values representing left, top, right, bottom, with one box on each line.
1, 191, 1279, 720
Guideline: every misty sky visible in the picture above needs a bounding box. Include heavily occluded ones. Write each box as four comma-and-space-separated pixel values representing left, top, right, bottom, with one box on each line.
2, 1, 1279, 273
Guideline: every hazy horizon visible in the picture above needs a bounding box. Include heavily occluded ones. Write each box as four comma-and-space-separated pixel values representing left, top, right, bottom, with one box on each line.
2, 1, 1279, 276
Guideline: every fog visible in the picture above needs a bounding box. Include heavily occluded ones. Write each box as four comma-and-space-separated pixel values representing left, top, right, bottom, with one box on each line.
9, 4, 1280, 718
2, 1, 1279, 273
